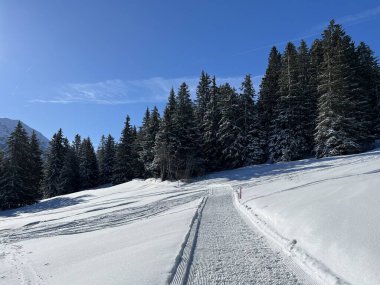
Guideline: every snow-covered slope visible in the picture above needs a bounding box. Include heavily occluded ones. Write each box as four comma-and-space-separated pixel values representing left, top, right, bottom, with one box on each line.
203, 143, 380, 285
0, 180, 205, 284
1, 144, 379, 284
0, 118, 49, 150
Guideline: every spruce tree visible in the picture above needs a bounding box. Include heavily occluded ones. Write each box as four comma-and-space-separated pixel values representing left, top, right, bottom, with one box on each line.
356, 42, 379, 144
153, 89, 177, 180
79, 138, 99, 189
98, 134, 116, 184
217, 83, 243, 169
239, 75, 265, 164
202, 76, 223, 171
315, 21, 363, 157
257, 47, 282, 160
195, 71, 212, 127
58, 142, 80, 194
297, 40, 317, 153
43, 129, 68, 198
73, 134, 82, 157
29, 131, 43, 200
0, 122, 35, 209
113, 116, 136, 184
269, 42, 309, 161
138, 107, 161, 177
172, 83, 203, 179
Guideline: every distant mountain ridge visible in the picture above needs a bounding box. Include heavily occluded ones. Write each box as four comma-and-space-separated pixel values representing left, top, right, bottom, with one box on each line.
0, 118, 49, 151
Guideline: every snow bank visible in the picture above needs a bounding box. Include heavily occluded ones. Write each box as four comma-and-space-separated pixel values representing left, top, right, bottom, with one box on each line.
205, 147, 380, 285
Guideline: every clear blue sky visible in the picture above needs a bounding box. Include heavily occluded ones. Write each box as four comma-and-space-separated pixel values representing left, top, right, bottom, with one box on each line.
1, 0, 380, 145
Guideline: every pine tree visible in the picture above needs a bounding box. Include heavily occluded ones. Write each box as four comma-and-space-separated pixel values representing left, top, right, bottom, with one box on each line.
269, 42, 309, 162
202, 76, 223, 171
195, 71, 212, 127
0, 122, 35, 209
239, 75, 265, 164
153, 89, 177, 180
98, 134, 116, 184
73, 134, 82, 157
217, 83, 243, 169
113, 116, 136, 184
257, 47, 282, 160
298, 40, 317, 153
356, 42, 379, 145
315, 21, 363, 157
131, 125, 144, 178
146, 106, 161, 176
58, 142, 80, 194
79, 138, 99, 189
138, 107, 161, 177
29, 131, 43, 200
43, 129, 68, 198
309, 39, 324, 150
172, 83, 203, 179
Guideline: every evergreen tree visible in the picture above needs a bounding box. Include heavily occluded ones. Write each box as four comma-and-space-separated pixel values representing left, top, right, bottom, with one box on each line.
309, 39, 324, 150
98, 134, 116, 184
138, 107, 161, 177
269, 42, 309, 161
297, 40, 317, 153
113, 116, 136, 184
217, 83, 243, 168
239, 75, 265, 164
195, 71, 212, 126
0, 122, 35, 209
257, 47, 282, 160
202, 76, 223, 171
43, 129, 68, 198
315, 21, 363, 157
58, 142, 80, 194
131, 125, 144, 178
73, 134, 82, 157
356, 42, 379, 144
79, 138, 99, 189
29, 131, 43, 200
153, 89, 177, 180
172, 83, 203, 179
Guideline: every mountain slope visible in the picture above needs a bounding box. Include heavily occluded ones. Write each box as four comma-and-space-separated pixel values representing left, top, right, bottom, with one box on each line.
0, 118, 49, 150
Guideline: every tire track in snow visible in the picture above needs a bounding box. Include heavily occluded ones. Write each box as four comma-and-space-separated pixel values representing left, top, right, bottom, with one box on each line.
181, 186, 314, 285
0, 191, 204, 244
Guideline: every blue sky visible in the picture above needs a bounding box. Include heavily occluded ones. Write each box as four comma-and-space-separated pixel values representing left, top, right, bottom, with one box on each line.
1, 0, 380, 145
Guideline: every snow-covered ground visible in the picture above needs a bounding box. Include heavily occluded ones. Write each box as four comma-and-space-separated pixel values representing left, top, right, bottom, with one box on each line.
204, 144, 380, 285
0, 180, 205, 284
1, 145, 380, 284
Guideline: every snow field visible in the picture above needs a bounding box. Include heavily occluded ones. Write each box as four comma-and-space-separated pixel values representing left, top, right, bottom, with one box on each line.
0, 179, 205, 285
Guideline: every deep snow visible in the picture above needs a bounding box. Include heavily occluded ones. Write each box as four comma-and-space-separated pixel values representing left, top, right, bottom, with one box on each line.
1, 145, 380, 284
0, 180, 204, 284
203, 145, 380, 285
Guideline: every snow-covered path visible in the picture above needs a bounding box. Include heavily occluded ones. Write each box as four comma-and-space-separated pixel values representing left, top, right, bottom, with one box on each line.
182, 186, 314, 285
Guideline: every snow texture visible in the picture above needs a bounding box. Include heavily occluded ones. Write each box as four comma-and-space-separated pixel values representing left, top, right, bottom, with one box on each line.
0, 180, 204, 285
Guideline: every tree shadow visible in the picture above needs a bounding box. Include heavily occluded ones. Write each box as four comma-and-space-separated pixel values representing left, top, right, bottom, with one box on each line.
0, 194, 93, 218
203, 148, 380, 182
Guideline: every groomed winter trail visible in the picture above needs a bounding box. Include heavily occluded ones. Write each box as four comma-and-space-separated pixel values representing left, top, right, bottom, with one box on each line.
171, 186, 316, 285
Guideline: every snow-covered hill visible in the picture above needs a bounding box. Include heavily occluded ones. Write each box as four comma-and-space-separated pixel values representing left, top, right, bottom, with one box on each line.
1, 144, 380, 284
0, 118, 49, 150
204, 142, 380, 285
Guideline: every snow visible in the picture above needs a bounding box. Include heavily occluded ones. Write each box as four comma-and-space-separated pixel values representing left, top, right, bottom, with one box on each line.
203, 144, 380, 285
185, 186, 315, 285
0, 179, 204, 284
2, 145, 380, 284
0, 118, 49, 150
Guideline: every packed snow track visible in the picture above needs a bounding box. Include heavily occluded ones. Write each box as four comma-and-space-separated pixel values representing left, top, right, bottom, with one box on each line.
170, 186, 316, 285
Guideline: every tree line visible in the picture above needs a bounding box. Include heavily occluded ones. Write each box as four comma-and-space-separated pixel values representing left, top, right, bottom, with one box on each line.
1, 21, 379, 210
